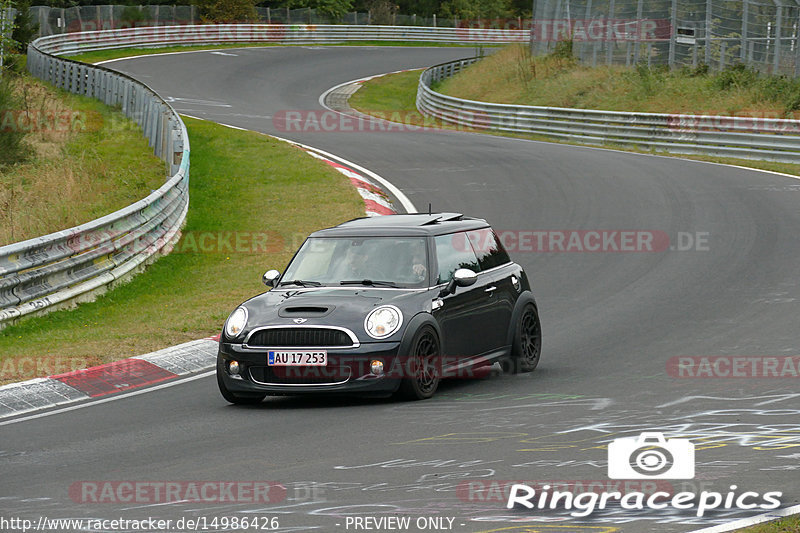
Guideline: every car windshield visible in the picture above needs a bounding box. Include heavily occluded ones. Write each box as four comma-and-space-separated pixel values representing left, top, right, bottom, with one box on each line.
281, 237, 429, 288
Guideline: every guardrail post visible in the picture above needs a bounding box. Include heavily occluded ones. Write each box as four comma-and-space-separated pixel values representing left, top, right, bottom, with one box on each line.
122, 80, 129, 115
669, 0, 677, 68
705, 0, 712, 66
741, 0, 749, 62
634, 0, 643, 64
773, 0, 783, 73
606, 0, 616, 65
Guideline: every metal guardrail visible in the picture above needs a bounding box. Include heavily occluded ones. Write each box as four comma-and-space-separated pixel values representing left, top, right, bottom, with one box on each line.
32, 24, 527, 55
417, 57, 800, 164
0, 35, 189, 327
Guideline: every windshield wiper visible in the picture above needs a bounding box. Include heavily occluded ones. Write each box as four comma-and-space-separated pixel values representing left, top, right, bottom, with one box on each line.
279, 279, 322, 287
340, 279, 400, 288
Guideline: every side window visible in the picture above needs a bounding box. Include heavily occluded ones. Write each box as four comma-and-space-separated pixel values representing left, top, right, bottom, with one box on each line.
465, 229, 512, 270
435, 233, 481, 284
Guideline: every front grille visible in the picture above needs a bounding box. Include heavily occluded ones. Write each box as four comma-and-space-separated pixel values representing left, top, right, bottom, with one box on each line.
249, 365, 351, 385
246, 328, 353, 347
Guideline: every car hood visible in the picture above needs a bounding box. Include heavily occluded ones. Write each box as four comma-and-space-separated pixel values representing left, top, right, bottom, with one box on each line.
238, 287, 431, 341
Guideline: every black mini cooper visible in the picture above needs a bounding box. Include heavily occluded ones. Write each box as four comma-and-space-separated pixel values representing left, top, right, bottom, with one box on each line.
217, 213, 541, 404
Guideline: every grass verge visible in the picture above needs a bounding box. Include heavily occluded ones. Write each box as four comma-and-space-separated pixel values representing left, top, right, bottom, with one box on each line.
69, 41, 484, 65
0, 117, 364, 385
737, 515, 800, 532
0, 74, 166, 246
348, 65, 800, 178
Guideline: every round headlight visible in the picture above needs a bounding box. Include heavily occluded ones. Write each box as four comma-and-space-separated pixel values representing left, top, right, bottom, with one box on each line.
365, 305, 403, 339
225, 307, 248, 339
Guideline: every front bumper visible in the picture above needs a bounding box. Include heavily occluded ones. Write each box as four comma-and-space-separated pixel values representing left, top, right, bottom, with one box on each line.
217, 341, 404, 395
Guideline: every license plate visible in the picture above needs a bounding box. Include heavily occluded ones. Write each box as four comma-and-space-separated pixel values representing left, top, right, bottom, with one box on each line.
268, 350, 327, 366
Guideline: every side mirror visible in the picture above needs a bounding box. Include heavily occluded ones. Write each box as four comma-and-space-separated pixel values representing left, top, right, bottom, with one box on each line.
263, 269, 281, 287
454, 268, 478, 287
439, 268, 477, 296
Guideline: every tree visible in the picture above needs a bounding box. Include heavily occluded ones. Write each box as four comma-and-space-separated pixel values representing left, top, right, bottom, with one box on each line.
440, 0, 512, 21
313, 0, 354, 22
365, 0, 397, 24
198, 0, 259, 22
0, 0, 17, 76
12, 1, 38, 53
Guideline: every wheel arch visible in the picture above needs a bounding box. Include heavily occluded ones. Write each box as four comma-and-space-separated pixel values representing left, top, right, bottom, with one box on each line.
504, 291, 538, 347
398, 312, 443, 355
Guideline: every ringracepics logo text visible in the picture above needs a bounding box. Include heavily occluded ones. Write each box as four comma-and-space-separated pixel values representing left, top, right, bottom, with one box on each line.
505, 432, 782, 517
506, 483, 781, 517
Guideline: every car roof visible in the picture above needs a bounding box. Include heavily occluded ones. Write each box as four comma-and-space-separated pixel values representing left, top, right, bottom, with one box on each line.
309, 213, 492, 238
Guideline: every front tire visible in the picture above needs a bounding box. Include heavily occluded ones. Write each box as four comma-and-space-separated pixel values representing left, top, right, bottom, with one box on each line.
217, 359, 266, 405
506, 304, 541, 374
398, 326, 441, 400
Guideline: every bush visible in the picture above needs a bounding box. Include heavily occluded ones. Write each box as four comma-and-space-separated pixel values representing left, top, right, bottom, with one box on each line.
0, 76, 31, 167
550, 38, 573, 60
198, 0, 258, 23
712, 63, 758, 91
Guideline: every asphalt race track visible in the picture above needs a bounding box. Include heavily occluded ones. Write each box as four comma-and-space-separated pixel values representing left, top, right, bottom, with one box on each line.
2, 46, 800, 533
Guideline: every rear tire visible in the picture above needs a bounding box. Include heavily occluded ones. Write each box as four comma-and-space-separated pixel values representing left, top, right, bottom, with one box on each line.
217, 360, 266, 405
398, 326, 441, 400
505, 304, 541, 374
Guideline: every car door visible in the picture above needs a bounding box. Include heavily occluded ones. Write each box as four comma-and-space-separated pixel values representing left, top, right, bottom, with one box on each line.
464, 229, 516, 352
432, 232, 497, 360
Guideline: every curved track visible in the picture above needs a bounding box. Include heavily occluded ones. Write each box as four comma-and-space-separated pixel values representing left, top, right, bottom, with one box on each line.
2, 46, 800, 532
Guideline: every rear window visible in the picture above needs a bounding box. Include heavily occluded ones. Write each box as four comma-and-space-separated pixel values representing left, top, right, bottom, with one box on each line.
465, 229, 512, 270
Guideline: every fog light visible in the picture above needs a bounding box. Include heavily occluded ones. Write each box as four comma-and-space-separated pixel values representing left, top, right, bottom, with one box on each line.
370, 360, 384, 375
229, 360, 240, 375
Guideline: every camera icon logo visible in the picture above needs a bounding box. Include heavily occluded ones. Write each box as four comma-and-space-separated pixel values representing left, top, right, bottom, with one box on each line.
608, 432, 695, 479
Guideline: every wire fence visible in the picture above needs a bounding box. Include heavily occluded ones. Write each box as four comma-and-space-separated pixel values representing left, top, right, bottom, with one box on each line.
1, 7, 16, 73
26, 2, 800, 74
28, 5, 466, 37
530, 0, 800, 75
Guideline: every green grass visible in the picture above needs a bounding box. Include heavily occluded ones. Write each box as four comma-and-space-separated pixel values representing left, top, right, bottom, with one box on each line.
348, 62, 800, 178
349, 69, 424, 120
736, 515, 800, 532
438, 44, 800, 118
1, 75, 167, 246
69, 41, 483, 65
0, 117, 364, 384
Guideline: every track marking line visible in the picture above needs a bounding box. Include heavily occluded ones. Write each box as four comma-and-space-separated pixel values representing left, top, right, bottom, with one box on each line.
0, 371, 214, 427
687, 503, 800, 533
